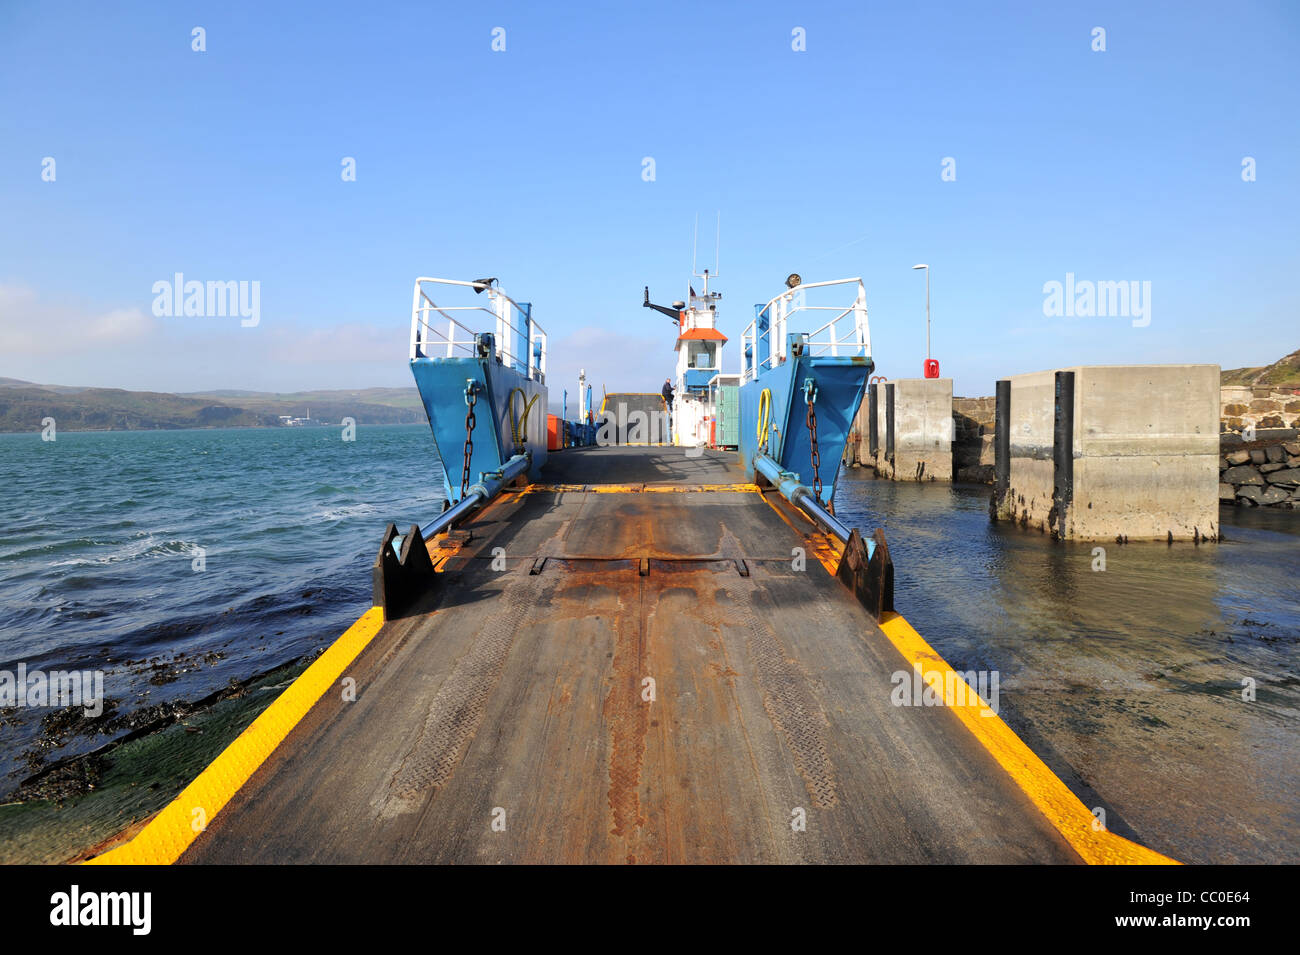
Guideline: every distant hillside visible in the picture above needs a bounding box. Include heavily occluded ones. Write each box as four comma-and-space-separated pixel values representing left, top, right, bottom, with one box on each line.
0, 381, 425, 433
184, 387, 424, 419
1222, 348, 1300, 389
0, 385, 277, 432
179, 388, 424, 428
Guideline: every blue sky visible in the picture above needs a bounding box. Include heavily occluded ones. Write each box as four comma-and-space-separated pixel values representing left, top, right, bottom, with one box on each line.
1, 0, 1296, 400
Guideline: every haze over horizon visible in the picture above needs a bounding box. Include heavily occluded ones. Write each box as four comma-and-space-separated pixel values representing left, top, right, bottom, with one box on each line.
2, 1, 1297, 399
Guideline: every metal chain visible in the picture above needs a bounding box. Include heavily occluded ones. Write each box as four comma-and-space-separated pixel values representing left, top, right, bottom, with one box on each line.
804, 380, 826, 510
461, 382, 478, 499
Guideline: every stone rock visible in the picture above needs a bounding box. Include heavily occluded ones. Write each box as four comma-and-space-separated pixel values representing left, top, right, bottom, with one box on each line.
1260, 461, 1286, 473
1289, 455, 1300, 466
1236, 485, 1262, 504
1219, 483, 1236, 502
1265, 467, 1300, 486
1266, 444, 1286, 463
1219, 456, 1230, 470
1223, 464, 1265, 485
1259, 486, 1291, 505
1225, 449, 1251, 465
1283, 441, 1300, 456
1249, 449, 1267, 464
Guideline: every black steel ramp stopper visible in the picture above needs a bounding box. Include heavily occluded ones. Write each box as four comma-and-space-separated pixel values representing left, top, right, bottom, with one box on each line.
372, 522, 438, 620
836, 527, 895, 621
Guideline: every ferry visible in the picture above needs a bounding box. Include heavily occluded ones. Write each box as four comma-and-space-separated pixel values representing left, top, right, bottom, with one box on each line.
87, 269, 1177, 865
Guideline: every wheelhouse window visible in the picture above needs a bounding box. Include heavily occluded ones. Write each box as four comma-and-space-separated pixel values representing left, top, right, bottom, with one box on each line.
688, 341, 717, 369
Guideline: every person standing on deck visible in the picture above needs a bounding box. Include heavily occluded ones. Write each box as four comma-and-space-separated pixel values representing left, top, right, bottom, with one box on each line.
661, 378, 675, 442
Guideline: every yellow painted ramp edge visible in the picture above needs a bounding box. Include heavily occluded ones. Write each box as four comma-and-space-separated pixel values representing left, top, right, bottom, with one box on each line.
85, 606, 386, 865
877, 611, 1179, 865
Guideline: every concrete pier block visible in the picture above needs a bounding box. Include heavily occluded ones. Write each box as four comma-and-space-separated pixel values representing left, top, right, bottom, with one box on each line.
870, 378, 953, 481
994, 364, 1219, 541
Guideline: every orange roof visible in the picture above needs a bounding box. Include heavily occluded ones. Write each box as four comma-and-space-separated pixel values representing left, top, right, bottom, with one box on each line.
676, 327, 728, 342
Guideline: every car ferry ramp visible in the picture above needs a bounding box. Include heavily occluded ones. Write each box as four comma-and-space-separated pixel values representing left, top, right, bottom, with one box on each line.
91, 446, 1176, 865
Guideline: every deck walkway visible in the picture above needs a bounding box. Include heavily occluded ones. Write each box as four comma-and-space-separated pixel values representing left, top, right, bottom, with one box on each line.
179, 447, 1080, 863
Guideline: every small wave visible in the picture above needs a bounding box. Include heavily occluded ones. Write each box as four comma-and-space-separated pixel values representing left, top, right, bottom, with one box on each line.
312, 484, 361, 496
47, 537, 199, 568
4, 538, 107, 561
314, 503, 379, 522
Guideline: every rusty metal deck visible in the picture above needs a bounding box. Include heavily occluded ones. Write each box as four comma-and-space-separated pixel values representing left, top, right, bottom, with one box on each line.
180, 447, 1079, 864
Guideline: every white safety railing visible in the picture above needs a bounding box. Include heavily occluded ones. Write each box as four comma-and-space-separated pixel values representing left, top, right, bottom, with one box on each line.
739, 277, 870, 384
409, 276, 547, 383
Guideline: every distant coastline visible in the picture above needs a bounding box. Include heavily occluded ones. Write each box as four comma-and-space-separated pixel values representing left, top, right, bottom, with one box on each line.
0, 422, 431, 436
0, 378, 426, 434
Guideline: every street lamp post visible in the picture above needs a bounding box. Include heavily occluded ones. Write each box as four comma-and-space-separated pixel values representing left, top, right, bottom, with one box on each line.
911, 264, 930, 361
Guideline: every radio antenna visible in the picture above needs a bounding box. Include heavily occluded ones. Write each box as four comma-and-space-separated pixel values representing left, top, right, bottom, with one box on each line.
692, 212, 721, 284
691, 214, 699, 279
714, 211, 721, 277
